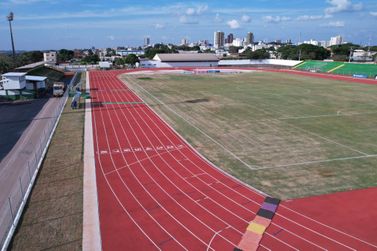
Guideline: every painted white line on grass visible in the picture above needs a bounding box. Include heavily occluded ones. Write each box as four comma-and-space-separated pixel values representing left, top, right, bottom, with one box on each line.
256, 154, 377, 170
83, 71, 102, 251
279, 111, 377, 120
126, 78, 260, 171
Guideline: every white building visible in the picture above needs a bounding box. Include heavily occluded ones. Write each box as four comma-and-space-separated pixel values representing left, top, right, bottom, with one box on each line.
1, 72, 26, 90
303, 39, 320, 46
232, 38, 244, 47
329, 35, 343, 46
43, 51, 57, 64
116, 49, 144, 57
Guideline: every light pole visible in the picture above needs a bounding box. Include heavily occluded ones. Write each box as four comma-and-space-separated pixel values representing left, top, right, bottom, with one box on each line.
7, 12, 16, 59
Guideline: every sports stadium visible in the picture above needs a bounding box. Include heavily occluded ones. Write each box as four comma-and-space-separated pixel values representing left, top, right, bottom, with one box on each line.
80, 64, 377, 251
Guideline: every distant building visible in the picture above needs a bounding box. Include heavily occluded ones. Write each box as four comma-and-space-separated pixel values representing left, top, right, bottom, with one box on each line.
116, 49, 144, 57
214, 31, 225, 49
227, 33, 234, 44
144, 37, 151, 47
245, 32, 254, 45
140, 53, 219, 68
181, 38, 189, 46
352, 49, 376, 62
43, 51, 57, 64
74, 50, 84, 59
329, 35, 343, 46
232, 38, 244, 47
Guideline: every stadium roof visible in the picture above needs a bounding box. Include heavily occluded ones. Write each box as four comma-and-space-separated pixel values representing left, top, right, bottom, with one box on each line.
154, 53, 219, 62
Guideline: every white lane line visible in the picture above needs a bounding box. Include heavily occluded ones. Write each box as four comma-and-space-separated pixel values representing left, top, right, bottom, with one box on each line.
100, 72, 215, 250
107, 73, 241, 249
206, 226, 231, 251
92, 73, 163, 251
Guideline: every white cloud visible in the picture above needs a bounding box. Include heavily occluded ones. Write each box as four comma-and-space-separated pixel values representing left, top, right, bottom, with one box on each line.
263, 16, 291, 23
370, 12, 377, 17
227, 19, 240, 29
241, 15, 252, 23
179, 15, 199, 24
325, 0, 363, 15
154, 23, 165, 29
296, 15, 324, 21
325, 21, 345, 27
185, 4, 208, 16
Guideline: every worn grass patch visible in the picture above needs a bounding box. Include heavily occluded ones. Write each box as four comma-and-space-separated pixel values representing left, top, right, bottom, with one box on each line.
122, 72, 377, 199
9, 73, 86, 251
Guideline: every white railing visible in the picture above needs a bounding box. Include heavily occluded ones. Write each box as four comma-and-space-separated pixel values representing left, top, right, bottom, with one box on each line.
0, 72, 80, 251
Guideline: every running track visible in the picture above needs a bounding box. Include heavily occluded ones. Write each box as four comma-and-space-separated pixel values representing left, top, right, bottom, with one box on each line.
90, 69, 377, 250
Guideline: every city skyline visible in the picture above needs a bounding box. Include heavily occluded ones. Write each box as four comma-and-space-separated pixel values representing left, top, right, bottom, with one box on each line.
0, 0, 377, 50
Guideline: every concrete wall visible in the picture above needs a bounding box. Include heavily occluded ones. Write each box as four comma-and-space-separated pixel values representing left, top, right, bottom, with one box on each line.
140, 60, 219, 68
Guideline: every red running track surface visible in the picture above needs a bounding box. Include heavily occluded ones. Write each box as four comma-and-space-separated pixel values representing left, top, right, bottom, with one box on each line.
90, 69, 377, 251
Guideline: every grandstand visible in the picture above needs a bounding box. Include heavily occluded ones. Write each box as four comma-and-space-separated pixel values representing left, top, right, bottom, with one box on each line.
295, 60, 377, 78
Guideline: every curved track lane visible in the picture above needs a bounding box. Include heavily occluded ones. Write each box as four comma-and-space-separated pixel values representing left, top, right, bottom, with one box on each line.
90, 69, 377, 251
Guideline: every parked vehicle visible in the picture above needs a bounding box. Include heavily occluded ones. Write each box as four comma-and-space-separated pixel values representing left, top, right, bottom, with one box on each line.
53, 82, 65, 97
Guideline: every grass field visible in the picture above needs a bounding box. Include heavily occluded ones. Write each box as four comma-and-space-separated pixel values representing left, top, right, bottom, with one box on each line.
122, 71, 377, 199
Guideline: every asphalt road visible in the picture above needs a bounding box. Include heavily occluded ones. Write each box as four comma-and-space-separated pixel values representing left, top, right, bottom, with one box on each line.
0, 99, 49, 161
0, 97, 62, 211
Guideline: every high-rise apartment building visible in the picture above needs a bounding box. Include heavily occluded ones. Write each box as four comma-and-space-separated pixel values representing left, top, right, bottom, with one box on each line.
329, 35, 343, 46
144, 37, 151, 46
246, 32, 254, 45
214, 31, 225, 49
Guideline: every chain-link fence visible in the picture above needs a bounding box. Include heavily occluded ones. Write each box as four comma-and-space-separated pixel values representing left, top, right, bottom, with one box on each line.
0, 72, 80, 251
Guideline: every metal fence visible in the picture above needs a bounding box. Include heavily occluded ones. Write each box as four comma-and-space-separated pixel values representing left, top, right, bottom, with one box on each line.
0, 72, 80, 251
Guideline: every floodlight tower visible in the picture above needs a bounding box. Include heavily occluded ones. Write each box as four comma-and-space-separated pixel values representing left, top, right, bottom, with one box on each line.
7, 12, 16, 59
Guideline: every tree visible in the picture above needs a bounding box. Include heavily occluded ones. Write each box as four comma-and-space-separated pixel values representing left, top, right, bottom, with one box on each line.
277, 44, 330, 60
58, 49, 74, 62
241, 48, 270, 59
105, 48, 116, 57
144, 44, 177, 59
82, 54, 100, 64
124, 54, 139, 66
229, 46, 242, 54
114, 57, 125, 67
330, 43, 360, 61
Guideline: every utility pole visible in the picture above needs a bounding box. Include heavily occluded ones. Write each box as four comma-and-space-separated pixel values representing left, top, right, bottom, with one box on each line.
7, 12, 16, 60
298, 32, 302, 61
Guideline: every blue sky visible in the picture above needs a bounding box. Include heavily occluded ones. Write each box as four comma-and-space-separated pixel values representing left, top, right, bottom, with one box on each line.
0, 0, 377, 50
